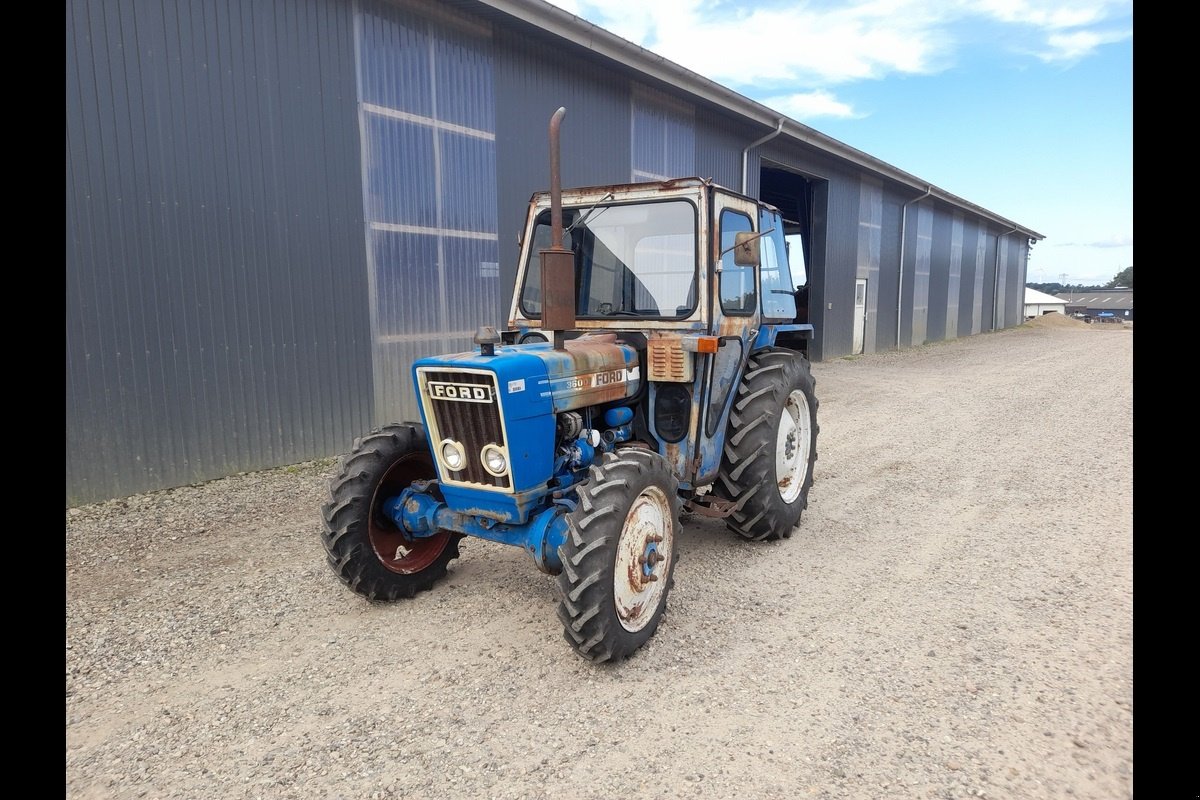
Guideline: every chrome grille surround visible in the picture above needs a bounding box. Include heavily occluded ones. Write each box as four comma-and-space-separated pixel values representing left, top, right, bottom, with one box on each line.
416, 367, 512, 492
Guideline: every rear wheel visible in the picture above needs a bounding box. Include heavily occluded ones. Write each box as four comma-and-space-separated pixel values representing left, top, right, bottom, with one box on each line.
320, 423, 462, 601
556, 449, 679, 663
713, 348, 819, 541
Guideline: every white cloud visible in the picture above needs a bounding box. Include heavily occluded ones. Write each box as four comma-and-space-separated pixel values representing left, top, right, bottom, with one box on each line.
761, 90, 861, 121
553, 0, 953, 87
1036, 27, 1132, 62
973, 0, 1126, 30
548, 0, 1131, 87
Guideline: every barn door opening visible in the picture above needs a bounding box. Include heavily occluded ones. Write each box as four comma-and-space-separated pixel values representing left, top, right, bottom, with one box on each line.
759, 163, 826, 358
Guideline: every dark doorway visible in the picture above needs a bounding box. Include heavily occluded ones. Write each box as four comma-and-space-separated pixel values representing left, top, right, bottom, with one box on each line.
759, 164, 825, 356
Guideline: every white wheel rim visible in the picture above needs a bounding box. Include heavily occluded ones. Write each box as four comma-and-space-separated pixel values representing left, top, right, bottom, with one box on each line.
613, 485, 673, 633
776, 389, 812, 504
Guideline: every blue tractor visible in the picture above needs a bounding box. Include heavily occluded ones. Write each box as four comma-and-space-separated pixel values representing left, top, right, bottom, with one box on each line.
320, 109, 819, 663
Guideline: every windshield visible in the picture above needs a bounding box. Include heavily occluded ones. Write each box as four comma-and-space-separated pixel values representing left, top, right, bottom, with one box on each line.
519, 199, 697, 319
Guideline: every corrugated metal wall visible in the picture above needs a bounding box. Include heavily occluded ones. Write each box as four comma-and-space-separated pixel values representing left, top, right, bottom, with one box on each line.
1004, 235, 1029, 327
66, 0, 1038, 504
945, 213, 964, 340
696, 113, 753, 191
493, 25, 632, 305
815, 174, 860, 360
927, 207, 951, 343
66, 0, 372, 505
970, 223, 989, 335
874, 195, 903, 352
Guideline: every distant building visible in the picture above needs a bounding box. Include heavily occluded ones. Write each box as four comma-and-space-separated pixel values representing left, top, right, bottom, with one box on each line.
1056, 290, 1134, 322
1024, 287, 1067, 318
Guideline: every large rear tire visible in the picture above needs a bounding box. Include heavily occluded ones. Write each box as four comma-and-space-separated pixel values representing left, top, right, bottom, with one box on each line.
713, 348, 819, 541
320, 423, 462, 601
556, 449, 680, 663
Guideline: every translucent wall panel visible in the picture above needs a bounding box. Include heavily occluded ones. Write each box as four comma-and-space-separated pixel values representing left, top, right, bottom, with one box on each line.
857, 178, 882, 353
357, 1, 499, 424
911, 204, 933, 346
631, 83, 695, 182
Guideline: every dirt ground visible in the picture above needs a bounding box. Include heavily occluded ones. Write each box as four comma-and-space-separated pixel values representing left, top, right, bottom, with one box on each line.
66, 319, 1133, 799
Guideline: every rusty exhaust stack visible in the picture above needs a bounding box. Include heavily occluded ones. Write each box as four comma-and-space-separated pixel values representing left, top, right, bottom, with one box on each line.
540, 106, 575, 350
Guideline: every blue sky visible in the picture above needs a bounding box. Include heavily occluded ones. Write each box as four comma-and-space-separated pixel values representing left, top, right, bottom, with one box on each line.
546, 0, 1133, 287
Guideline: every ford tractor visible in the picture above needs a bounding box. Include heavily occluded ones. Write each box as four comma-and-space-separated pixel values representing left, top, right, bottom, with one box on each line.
320, 108, 819, 663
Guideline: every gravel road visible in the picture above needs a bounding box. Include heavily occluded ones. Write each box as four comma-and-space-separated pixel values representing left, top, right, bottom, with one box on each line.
66, 317, 1133, 800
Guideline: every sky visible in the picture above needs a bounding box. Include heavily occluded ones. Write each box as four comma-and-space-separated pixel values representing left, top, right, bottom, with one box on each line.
545, 0, 1133, 287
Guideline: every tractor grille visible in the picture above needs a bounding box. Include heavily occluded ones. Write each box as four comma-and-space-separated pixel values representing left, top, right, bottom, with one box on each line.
417, 368, 511, 490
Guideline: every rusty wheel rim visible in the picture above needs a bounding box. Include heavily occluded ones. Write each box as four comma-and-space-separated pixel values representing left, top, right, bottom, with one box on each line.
368, 451, 451, 574
776, 389, 812, 504
613, 485, 672, 633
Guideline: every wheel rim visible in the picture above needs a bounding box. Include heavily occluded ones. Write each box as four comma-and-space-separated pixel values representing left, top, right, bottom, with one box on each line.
775, 389, 812, 504
613, 485, 673, 633
368, 451, 451, 574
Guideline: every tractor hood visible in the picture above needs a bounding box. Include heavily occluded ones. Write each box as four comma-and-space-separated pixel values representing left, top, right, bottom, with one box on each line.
413, 334, 640, 414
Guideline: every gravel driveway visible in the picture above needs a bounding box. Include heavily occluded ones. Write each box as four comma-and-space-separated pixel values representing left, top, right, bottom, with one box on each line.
66, 318, 1133, 799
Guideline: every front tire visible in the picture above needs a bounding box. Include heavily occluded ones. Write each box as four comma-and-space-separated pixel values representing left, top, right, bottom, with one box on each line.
556, 449, 680, 663
320, 423, 462, 602
713, 348, 819, 541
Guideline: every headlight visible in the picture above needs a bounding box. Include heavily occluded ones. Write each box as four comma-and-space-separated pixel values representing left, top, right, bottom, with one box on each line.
440, 440, 465, 471
481, 444, 508, 476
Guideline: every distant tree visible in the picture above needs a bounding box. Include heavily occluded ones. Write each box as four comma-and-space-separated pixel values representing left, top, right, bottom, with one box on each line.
1105, 266, 1133, 289
1027, 281, 1102, 295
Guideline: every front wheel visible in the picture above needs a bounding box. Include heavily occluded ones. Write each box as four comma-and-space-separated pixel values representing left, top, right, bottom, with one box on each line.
556, 449, 680, 663
320, 423, 462, 602
713, 348, 819, 541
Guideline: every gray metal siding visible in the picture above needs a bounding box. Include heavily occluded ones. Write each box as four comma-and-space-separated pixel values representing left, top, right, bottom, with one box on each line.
66, 0, 1039, 504
945, 213, 964, 340
816, 171, 861, 360
493, 26, 632, 314
981, 229, 998, 332
1004, 238, 1029, 327
926, 206, 952, 343
994, 236, 1008, 331
696, 113, 753, 191
956, 219, 978, 338
989, 233, 1026, 331
969, 222, 990, 335
874, 194, 903, 352
66, 0, 372, 505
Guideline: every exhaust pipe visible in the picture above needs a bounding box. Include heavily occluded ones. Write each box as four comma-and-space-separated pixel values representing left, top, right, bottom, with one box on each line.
540, 106, 575, 350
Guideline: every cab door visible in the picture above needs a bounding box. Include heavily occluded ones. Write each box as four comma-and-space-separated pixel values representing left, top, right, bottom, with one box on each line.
690, 189, 762, 486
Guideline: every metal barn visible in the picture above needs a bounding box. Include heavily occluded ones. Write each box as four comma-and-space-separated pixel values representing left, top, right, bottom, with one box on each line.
66, 0, 1044, 504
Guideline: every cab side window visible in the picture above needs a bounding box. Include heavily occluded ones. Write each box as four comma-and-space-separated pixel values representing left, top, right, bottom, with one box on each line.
719, 209, 756, 315
759, 210, 797, 321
